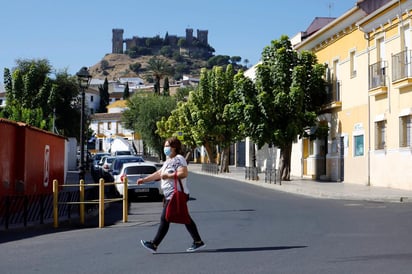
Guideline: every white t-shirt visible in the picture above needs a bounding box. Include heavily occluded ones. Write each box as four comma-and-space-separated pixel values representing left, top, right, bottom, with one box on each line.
160, 154, 189, 199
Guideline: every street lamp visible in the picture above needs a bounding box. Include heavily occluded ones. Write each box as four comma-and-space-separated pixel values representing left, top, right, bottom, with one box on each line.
76, 67, 92, 180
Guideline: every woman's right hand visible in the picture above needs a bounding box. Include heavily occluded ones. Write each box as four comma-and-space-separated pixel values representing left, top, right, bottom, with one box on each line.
136, 178, 144, 185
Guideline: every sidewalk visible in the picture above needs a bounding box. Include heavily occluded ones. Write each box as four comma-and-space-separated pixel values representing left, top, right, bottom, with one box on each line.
188, 164, 412, 203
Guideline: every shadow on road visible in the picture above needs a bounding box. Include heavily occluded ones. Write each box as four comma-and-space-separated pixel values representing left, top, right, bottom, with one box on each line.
0, 196, 161, 244
156, 245, 308, 255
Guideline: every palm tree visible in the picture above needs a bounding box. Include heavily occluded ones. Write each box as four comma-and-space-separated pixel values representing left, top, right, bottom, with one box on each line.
243, 58, 249, 68
147, 56, 173, 94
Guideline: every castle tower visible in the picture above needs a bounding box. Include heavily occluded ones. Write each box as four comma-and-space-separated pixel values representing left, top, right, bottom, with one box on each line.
197, 29, 208, 45
112, 29, 124, 54
186, 28, 193, 45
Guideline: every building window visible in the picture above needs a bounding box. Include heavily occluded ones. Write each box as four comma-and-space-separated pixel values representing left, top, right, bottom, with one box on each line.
400, 115, 412, 147
401, 24, 410, 51
309, 139, 314, 155
90, 95, 94, 102
354, 134, 364, 157
332, 59, 340, 101
107, 122, 112, 130
98, 122, 104, 134
375, 120, 386, 150
350, 51, 357, 78
117, 122, 123, 134
377, 37, 385, 61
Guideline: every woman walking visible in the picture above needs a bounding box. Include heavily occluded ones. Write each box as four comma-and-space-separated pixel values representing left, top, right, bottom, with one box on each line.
137, 137, 205, 253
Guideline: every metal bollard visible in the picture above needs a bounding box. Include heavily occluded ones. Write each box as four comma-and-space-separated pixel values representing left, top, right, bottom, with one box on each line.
99, 178, 105, 228
123, 177, 128, 223
79, 179, 85, 225
53, 180, 59, 228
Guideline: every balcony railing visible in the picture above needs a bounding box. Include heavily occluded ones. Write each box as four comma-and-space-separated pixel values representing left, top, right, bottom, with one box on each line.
392, 49, 412, 82
368, 60, 387, 89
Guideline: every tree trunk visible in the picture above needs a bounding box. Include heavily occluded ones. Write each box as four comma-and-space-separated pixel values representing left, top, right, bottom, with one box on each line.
203, 141, 216, 164
219, 146, 230, 173
185, 150, 192, 163
278, 142, 292, 182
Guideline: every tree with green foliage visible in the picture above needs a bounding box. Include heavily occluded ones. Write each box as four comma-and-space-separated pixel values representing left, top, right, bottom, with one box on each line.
50, 70, 82, 137
98, 77, 110, 113
156, 99, 198, 161
122, 94, 177, 159
3, 59, 53, 129
100, 60, 109, 70
243, 59, 250, 68
160, 46, 174, 58
230, 56, 242, 65
158, 65, 243, 172
177, 38, 186, 48
174, 86, 192, 102
123, 82, 130, 99
2, 59, 81, 136
163, 77, 170, 96
147, 56, 173, 95
233, 35, 327, 181
207, 55, 230, 68
129, 62, 141, 74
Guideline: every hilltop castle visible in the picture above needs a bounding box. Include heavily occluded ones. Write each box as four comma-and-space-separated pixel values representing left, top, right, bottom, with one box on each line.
112, 28, 209, 54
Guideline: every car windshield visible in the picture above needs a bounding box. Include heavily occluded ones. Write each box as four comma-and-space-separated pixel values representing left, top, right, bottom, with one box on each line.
125, 166, 157, 175
94, 153, 109, 161
106, 157, 115, 163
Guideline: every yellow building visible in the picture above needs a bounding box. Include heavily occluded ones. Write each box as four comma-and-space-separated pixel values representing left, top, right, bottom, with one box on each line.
293, 0, 412, 190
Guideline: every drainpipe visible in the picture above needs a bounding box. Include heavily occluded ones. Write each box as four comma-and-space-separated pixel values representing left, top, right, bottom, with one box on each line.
358, 25, 371, 186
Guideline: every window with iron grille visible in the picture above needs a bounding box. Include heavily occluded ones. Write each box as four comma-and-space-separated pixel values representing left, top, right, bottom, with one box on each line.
375, 120, 386, 150
400, 115, 412, 147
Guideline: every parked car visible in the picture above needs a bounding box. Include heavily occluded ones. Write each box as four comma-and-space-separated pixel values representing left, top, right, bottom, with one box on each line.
99, 156, 116, 181
114, 162, 161, 199
91, 152, 110, 180
110, 155, 145, 178
113, 150, 132, 156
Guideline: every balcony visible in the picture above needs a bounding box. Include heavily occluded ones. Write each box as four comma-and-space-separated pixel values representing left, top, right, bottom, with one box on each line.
323, 80, 342, 110
392, 49, 412, 89
368, 60, 387, 95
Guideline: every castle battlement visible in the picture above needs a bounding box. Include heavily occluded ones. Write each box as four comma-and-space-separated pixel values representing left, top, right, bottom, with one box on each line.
112, 28, 209, 54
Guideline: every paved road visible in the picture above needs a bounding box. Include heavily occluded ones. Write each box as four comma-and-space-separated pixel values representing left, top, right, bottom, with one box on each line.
1, 172, 412, 274
189, 164, 412, 203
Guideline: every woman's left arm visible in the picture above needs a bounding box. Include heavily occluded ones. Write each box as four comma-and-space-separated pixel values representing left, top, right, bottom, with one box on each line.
176, 166, 188, 179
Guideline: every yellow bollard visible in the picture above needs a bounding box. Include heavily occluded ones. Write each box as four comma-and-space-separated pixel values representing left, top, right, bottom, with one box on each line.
79, 179, 85, 225
99, 178, 105, 228
123, 177, 128, 223
53, 180, 59, 228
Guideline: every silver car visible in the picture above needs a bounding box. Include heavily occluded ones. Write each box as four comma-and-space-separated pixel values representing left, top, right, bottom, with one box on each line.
114, 162, 161, 199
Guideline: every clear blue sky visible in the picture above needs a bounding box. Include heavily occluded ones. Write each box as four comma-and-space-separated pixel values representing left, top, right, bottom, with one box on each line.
0, 0, 355, 83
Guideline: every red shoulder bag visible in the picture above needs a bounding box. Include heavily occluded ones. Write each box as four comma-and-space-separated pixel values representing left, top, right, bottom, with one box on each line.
165, 172, 191, 224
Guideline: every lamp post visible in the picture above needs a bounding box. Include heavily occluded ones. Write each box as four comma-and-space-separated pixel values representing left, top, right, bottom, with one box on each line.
76, 67, 92, 180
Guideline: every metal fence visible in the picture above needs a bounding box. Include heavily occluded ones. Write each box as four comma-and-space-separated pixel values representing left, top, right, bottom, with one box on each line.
201, 163, 219, 174
265, 168, 279, 185
0, 191, 80, 230
245, 167, 259, 180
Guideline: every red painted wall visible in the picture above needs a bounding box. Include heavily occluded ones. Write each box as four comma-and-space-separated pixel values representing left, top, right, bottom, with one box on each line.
0, 119, 18, 196
0, 118, 65, 196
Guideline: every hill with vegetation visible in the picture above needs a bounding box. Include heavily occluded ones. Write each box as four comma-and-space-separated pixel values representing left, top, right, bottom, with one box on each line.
88, 35, 247, 84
